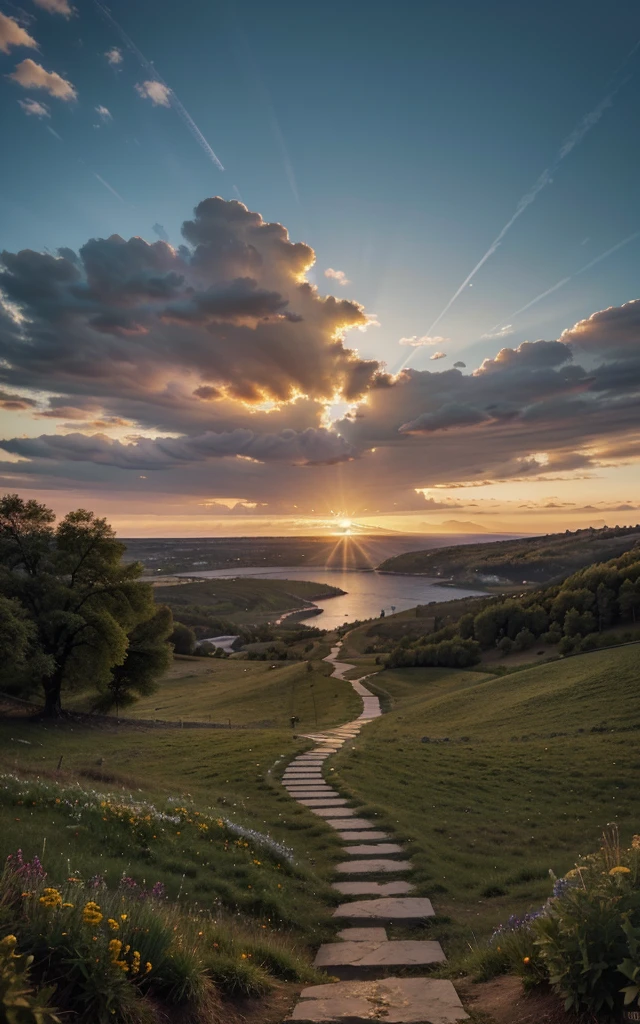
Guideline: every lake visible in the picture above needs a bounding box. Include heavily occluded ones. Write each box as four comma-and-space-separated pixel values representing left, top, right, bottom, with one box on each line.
177, 566, 484, 630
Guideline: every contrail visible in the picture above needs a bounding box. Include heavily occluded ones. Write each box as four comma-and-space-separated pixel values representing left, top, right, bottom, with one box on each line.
399, 50, 638, 372
94, 172, 125, 203
486, 230, 640, 330
93, 0, 224, 172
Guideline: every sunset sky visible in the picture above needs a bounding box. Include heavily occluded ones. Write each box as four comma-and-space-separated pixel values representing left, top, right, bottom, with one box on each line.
0, 0, 639, 536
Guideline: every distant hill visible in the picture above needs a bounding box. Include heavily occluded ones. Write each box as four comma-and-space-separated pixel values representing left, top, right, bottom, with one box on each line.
378, 524, 640, 585
420, 519, 491, 534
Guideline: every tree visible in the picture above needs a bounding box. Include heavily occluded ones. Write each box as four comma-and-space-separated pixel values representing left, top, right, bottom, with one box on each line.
595, 583, 617, 631
513, 627, 535, 651
619, 578, 640, 623
0, 494, 172, 716
473, 606, 500, 647
0, 594, 47, 689
458, 613, 475, 639
170, 622, 196, 655
497, 636, 514, 657
92, 606, 173, 715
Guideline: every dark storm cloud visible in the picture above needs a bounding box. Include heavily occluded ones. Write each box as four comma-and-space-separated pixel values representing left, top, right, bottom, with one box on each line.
0, 198, 380, 421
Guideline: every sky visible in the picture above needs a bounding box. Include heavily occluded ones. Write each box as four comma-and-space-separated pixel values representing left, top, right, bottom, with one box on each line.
0, 0, 639, 536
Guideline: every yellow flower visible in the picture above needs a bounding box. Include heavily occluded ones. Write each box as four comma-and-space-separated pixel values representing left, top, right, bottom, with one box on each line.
610, 866, 631, 875
523, 956, 531, 964
241, 953, 248, 959
107, 919, 119, 931
83, 901, 103, 926
108, 939, 122, 960
39, 888, 62, 908
0, 935, 18, 953
62, 902, 74, 908
145, 962, 152, 974
131, 951, 141, 974
120, 914, 128, 921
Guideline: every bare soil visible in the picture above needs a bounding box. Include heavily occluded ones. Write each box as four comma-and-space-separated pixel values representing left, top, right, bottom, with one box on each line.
457, 976, 575, 1024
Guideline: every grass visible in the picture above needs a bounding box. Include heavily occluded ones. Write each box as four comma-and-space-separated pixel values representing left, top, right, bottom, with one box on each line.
68, 655, 360, 730
329, 646, 640, 959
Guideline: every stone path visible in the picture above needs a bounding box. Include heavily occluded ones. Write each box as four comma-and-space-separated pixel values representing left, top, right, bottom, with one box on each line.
284, 644, 468, 1024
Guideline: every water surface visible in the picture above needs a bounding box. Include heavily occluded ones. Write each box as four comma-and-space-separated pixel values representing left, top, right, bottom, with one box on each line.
178, 566, 484, 630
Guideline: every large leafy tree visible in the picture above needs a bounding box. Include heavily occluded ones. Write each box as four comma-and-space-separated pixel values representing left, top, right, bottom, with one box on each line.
0, 494, 173, 716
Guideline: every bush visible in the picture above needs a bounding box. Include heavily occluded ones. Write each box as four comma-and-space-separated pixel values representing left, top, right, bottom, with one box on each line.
0, 935, 60, 1024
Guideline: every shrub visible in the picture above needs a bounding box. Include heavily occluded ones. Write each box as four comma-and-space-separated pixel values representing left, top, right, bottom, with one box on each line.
0, 935, 60, 1024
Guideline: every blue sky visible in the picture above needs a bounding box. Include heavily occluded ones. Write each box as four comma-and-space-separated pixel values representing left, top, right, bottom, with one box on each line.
0, 0, 639, 534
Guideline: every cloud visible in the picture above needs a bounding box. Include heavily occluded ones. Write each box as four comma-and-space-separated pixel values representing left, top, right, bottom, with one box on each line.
9, 59, 76, 101
481, 324, 514, 340
93, 173, 124, 203
560, 299, 640, 361
0, 196, 380, 429
453, 361, 466, 368
135, 80, 171, 107
46, 125, 62, 140
152, 223, 170, 243
18, 98, 49, 118
324, 268, 350, 286
104, 47, 122, 66
32, 0, 72, 14
430, 351, 447, 360
0, 12, 37, 53
0, 389, 37, 410
399, 335, 449, 347
95, 105, 112, 121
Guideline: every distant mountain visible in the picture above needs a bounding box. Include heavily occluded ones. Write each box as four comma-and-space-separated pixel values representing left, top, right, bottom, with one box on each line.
421, 520, 491, 534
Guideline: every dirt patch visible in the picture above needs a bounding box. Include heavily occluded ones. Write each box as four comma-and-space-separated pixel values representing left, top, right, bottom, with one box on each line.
457, 976, 572, 1024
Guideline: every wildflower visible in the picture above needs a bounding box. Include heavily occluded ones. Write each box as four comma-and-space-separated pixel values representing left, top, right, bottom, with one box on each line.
107, 919, 119, 931
610, 866, 631, 875
120, 914, 127, 921
0, 935, 18, 954
145, 962, 152, 974
523, 957, 531, 964
241, 953, 248, 959
39, 887, 62, 908
108, 939, 122, 960
83, 901, 103, 926
62, 903, 74, 908
131, 951, 141, 974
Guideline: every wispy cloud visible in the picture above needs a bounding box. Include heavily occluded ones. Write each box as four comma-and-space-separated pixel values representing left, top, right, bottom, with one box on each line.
46, 124, 62, 140
94, 104, 112, 121
32, 0, 73, 15
9, 58, 76, 100
94, 172, 124, 203
0, 12, 37, 53
18, 98, 50, 118
481, 323, 515, 340
430, 351, 447, 360
104, 47, 122, 66
135, 80, 170, 107
93, 0, 224, 171
324, 268, 350, 286
399, 334, 449, 347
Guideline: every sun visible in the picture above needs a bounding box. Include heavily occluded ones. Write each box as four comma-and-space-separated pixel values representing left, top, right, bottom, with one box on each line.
337, 518, 352, 535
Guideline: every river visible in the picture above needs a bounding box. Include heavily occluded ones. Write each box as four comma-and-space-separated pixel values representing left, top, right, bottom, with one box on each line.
176, 566, 484, 630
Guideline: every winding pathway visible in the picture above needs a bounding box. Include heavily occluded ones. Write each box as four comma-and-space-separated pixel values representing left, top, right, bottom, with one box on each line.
284, 645, 468, 1023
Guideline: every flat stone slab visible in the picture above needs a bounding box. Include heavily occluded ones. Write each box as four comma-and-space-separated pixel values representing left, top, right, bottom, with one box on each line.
335, 859, 411, 874
324, 818, 377, 830
333, 881, 416, 897
336, 831, 391, 842
333, 897, 435, 923
314, 939, 445, 977
313, 807, 356, 818
336, 927, 388, 942
344, 843, 404, 856
298, 798, 349, 807
287, 976, 469, 1023
286, 791, 337, 799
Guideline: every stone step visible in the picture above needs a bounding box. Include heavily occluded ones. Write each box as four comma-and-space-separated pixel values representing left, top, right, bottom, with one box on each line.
335, 927, 388, 942
335, 831, 391, 842
285, 790, 337, 799
314, 938, 445, 979
297, 798, 349, 807
335, 859, 411, 874
332, 881, 415, 897
344, 843, 404, 857
333, 897, 435, 924
287, 977, 469, 1023
312, 807, 357, 818
324, 818, 377, 830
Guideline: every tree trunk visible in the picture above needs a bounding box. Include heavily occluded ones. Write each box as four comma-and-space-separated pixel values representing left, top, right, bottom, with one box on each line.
43, 671, 63, 717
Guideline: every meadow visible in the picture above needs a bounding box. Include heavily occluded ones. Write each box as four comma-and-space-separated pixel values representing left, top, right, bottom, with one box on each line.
329, 646, 640, 959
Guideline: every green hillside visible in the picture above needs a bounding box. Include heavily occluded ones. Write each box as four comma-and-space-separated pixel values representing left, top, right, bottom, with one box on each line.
330, 645, 640, 952
379, 523, 640, 585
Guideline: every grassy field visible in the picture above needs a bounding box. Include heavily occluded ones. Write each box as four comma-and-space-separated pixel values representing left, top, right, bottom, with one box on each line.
155, 576, 344, 626
329, 646, 640, 958
69, 654, 361, 730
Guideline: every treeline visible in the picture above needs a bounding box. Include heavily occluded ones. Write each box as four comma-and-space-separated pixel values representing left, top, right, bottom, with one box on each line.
387, 546, 640, 669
